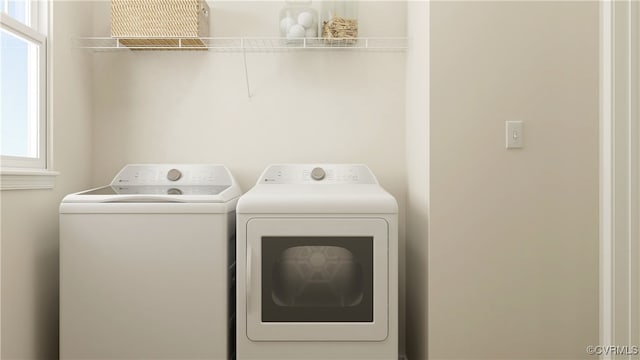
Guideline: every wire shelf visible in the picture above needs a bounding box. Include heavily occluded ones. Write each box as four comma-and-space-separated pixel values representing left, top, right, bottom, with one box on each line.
73, 36, 407, 98
73, 37, 408, 52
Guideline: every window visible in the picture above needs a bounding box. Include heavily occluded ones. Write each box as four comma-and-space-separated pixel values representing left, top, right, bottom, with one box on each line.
1, 0, 56, 189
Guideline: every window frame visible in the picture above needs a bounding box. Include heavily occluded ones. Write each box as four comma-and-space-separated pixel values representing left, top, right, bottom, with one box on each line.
0, 1, 57, 190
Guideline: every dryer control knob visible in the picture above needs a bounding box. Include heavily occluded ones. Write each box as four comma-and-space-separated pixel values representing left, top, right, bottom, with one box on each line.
167, 169, 182, 182
311, 167, 326, 181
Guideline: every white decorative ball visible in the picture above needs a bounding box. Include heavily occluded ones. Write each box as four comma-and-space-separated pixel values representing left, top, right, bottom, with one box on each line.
280, 17, 296, 35
287, 24, 306, 39
297, 12, 314, 29
305, 26, 317, 38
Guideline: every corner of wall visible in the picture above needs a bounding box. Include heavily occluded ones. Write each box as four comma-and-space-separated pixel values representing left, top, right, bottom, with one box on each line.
404, 2, 429, 359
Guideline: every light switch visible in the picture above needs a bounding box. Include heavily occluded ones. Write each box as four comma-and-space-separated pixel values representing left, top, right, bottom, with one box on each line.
505, 121, 524, 149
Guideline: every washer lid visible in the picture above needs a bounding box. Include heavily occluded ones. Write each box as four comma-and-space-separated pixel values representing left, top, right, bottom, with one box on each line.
62, 164, 241, 203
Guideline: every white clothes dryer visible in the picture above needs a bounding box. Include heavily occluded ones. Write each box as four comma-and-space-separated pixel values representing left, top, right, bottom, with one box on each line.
60, 164, 241, 360
236, 164, 398, 360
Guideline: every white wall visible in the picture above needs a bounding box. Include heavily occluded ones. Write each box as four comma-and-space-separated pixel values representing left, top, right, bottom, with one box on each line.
0, 2, 94, 358
428, 1, 599, 359
404, 1, 429, 359
89, 0, 408, 355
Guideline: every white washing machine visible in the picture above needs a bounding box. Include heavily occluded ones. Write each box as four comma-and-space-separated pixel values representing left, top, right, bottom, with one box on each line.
59, 164, 241, 360
236, 164, 398, 360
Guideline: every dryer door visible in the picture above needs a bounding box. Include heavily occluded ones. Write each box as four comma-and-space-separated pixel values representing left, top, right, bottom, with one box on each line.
246, 217, 388, 341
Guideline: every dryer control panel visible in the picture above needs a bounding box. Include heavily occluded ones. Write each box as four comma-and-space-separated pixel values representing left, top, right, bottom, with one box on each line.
259, 164, 378, 185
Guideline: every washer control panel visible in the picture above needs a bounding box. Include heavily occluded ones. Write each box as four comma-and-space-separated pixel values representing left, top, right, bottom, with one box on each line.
260, 164, 377, 184
112, 164, 232, 186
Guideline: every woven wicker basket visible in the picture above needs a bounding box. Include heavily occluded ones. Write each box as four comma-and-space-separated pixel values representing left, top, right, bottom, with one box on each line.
111, 0, 210, 49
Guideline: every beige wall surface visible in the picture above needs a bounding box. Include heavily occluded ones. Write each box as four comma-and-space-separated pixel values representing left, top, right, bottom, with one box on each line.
1, 2, 94, 359
428, 1, 599, 359
89, 1, 407, 191
89, 0, 408, 355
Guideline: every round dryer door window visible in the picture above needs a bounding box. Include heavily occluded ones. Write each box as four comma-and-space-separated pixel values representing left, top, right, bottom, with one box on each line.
263, 238, 373, 322
245, 217, 389, 342
272, 245, 366, 308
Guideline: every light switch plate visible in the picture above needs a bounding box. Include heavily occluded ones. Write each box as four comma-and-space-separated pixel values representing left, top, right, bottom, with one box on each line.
505, 121, 524, 149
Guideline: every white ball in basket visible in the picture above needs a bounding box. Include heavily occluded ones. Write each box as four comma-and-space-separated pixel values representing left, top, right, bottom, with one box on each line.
280, 16, 296, 35
287, 24, 306, 39
297, 12, 314, 28
305, 27, 317, 38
